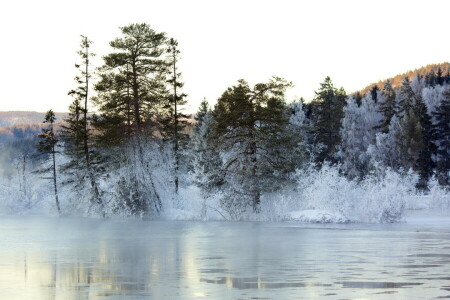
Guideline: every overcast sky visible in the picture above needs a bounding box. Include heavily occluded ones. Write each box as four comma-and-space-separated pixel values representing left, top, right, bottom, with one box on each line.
0, 0, 449, 112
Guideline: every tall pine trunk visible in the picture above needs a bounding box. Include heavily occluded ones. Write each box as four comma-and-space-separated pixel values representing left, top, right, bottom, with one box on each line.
82, 37, 102, 209
172, 49, 179, 194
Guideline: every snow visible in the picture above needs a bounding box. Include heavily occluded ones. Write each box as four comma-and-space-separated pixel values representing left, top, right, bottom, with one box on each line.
285, 209, 348, 223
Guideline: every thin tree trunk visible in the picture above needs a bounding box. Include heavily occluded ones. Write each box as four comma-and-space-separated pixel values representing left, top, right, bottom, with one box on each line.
132, 62, 141, 132
52, 147, 61, 215
83, 38, 102, 210
173, 50, 179, 194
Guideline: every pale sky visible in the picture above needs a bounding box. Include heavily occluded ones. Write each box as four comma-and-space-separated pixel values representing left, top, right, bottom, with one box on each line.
0, 0, 449, 113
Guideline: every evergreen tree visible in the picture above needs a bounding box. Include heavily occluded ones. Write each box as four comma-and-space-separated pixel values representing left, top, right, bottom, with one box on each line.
212, 77, 292, 215
338, 94, 382, 178
376, 80, 396, 133
94, 23, 168, 140
396, 77, 435, 187
163, 38, 188, 194
369, 115, 402, 171
311, 76, 346, 163
194, 98, 210, 131
436, 67, 444, 86
191, 111, 222, 198
370, 85, 379, 103
65, 36, 103, 207
37, 110, 61, 214
398, 77, 415, 116
425, 71, 436, 87
433, 88, 450, 185
414, 93, 435, 188
286, 99, 310, 169
396, 108, 424, 172
353, 92, 363, 107
93, 23, 168, 215
445, 70, 450, 84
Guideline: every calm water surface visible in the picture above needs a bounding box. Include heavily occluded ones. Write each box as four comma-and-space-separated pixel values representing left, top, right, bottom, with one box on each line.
1, 212, 450, 299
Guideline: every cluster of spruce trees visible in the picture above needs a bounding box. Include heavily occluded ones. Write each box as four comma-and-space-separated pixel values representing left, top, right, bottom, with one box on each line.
36, 23, 450, 217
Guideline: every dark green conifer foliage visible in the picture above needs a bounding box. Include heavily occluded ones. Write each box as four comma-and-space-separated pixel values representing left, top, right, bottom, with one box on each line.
433, 89, 450, 186
194, 98, 210, 131
163, 38, 188, 194
37, 110, 61, 214
212, 77, 292, 215
397, 109, 424, 172
398, 77, 415, 116
436, 67, 444, 85
376, 80, 397, 133
414, 93, 436, 188
190, 103, 222, 200
93, 24, 168, 215
353, 92, 362, 107
94, 23, 168, 141
311, 76, 346, 163
370, 85, 379, 103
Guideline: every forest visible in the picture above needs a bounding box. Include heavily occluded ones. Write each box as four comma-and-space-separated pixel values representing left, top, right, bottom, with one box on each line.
0, 23, 449, 222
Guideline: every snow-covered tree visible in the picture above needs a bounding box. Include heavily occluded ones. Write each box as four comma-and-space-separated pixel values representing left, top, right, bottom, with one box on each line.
191, 112, 222, 198
338, 94, 382, 178
376, 80, 397, 133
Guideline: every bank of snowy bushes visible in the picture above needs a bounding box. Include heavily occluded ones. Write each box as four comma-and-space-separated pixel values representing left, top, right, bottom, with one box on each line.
261, 165, 418, 223
167, 164, 449, 223
1, 162, 449, 223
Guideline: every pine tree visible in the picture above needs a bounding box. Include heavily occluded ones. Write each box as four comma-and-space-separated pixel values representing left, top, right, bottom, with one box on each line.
311, 76, 346, 163
66, 35, 103, 208
163, 38, 188, 194
398, 77, 415, 117
436, 67, 444, 86
37, 110, 61, 214
93, 24, 168, 214
353, 92, 363, 106
194, 98, 210, 131
212, 77, 292, 215
286, 99, 309, 170
191, 110, 222, 197
414, 93, 435, 188
376, 80, 397, 133
397, 108, 424, 172
433, 88, 450, 185
370, 85, 379, 103
94, 23, 168, 140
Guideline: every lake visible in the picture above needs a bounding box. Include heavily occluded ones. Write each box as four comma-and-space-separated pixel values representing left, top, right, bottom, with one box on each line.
1, 211, 450, 299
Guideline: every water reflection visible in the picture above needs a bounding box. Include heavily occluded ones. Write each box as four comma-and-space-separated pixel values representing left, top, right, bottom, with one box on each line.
0, 216, 450, 299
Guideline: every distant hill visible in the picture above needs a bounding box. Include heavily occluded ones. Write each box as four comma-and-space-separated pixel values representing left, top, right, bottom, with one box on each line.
357, 62, 450, 95
0, 111, 68, 145
0, 111, 67, 127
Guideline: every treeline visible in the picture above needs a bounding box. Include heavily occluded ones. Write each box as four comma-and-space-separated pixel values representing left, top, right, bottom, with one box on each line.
358, 62, 450, 95
31, 23, 449, 218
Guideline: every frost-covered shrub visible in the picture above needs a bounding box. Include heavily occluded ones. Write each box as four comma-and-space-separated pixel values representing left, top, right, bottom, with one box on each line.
359, 169, 417, 223
290, 164, 418, 223
428, 177, 450, 209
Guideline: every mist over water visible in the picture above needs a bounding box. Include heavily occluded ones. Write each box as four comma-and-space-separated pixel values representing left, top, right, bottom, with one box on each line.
1, 213, 450, 299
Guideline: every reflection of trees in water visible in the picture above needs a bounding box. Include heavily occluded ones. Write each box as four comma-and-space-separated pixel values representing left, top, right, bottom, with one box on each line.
11, 229, 201, 299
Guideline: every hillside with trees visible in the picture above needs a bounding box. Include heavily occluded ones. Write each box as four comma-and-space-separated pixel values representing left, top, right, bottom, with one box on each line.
357, 62, 450, 96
